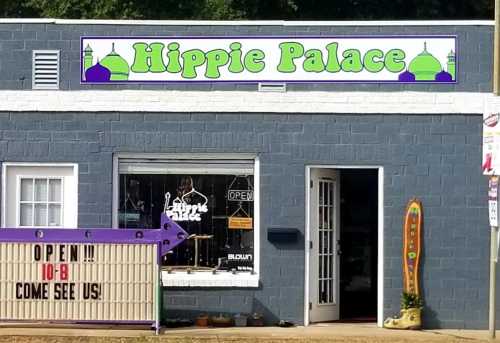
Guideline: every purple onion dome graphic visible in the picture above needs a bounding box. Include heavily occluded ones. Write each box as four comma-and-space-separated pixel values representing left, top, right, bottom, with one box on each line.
398, 70, 416, 82
85, 61, 111, 82
434, 70, 453, 82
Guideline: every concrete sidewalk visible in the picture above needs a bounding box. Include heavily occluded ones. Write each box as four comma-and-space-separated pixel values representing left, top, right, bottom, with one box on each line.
0, 323, 498, 342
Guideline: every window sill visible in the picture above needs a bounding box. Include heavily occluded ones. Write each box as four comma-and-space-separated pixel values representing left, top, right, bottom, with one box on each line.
161, 271, 259, 288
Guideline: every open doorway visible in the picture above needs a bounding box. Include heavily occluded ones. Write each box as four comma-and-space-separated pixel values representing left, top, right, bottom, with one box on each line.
307, 167, 379, 324
339, 169, 378, 322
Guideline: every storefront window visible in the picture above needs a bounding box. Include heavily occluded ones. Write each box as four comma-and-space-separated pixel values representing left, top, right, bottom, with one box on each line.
118, 169, 255, 272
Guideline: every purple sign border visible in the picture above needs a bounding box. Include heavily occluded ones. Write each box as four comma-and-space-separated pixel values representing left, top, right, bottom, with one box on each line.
0, 213, 188, 258
80, 34, 458, 84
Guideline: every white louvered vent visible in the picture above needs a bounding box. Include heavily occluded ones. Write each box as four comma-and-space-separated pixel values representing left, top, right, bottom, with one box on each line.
32, 50, 60, 90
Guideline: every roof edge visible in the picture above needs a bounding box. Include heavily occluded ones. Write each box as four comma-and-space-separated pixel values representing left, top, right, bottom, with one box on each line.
0, 18, 494, 26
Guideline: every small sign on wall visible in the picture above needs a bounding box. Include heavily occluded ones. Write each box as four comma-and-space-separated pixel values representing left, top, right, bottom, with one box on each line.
228, 217, 253, 230
483, 113, 500, 175
489, 176, 499, 227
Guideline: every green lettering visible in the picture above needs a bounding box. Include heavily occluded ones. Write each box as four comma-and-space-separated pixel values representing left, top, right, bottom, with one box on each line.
205, 49, 230, 78
277, 42, 304, 73
341, 49, 363, 73
181, 49, 206, 79
325, 43, 341, 73
244, 49, 265, 73
303, 49, 325, 73
166, 42, 182, 73
131, 42, 166, 73
384, 49, 406, 73
363, 49, 384, 73
229, 42, 244, 73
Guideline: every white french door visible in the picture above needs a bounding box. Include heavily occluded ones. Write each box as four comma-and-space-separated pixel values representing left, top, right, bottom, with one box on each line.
309, 168, 340, 323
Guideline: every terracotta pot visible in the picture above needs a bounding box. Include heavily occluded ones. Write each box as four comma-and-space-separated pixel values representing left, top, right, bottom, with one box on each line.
195, 314, 209, 327
234, 313, 248, 327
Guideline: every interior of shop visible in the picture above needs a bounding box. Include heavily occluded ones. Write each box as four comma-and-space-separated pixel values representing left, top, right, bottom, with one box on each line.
339, 169, 378, 322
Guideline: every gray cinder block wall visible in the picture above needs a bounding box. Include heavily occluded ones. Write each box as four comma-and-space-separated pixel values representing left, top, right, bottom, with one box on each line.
0, 20, 493, 328
0, 111, 489, 328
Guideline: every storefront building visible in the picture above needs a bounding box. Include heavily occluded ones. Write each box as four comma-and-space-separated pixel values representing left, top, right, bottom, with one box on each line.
0, 19, 494, 329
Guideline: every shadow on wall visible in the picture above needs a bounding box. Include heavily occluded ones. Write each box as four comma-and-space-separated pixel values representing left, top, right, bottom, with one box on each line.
418, 207, 443, 330
420, 245, 442, 329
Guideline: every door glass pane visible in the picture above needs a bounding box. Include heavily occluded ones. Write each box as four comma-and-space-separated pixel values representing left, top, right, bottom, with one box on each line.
34, 179, 48, 201
317, 179, 336, 305
319, 231, 323, 252
318, 207, 323, 229
20, 204, 33, 226
329, 279, 334, 303
34, 204, 47, 226
48, 204, 61, 226
21, 179, 33, 201
49, 179, 62, 202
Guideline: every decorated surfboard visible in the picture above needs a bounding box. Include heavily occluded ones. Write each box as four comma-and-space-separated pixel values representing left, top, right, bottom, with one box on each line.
403, 198, 423, 296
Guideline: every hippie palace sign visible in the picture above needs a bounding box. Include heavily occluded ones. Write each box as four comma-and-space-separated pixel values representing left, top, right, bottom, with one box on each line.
81, 36, 456, 83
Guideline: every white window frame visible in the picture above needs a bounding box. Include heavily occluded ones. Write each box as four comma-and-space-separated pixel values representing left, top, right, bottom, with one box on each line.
1, 163, 78, 228
112, 153, 260, 288
17, 176, 65, 228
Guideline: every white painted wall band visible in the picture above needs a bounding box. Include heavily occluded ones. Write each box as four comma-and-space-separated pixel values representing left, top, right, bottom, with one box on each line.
0, 90, 491, 114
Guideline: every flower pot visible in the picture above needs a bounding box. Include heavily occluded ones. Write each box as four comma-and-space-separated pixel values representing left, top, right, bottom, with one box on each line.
234, 313, 248, 327
210, 315, 233, 327
384, 307, 422, 330
195, 314, 209, 327
248, 313, 264, 327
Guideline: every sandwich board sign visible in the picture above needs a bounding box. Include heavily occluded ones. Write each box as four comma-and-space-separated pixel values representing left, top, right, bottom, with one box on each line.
0, 213, 187, 332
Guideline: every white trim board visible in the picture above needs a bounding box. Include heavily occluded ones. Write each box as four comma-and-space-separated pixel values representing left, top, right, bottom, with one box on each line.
304, 165, 384, 327
0, 18, 493, 26
0, 91, 491, 114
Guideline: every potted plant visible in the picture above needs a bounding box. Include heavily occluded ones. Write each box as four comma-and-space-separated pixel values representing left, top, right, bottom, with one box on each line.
195, 313, 209, 327
384, 292, 423, 330
210, 314, 233, 327
248, 312, 264, 327
234, 313, 248, 327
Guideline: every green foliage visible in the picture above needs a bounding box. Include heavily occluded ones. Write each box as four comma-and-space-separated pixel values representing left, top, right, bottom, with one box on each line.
0, 0, 495, 20
401, 292, 423, 310
24, 0, 137, 19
